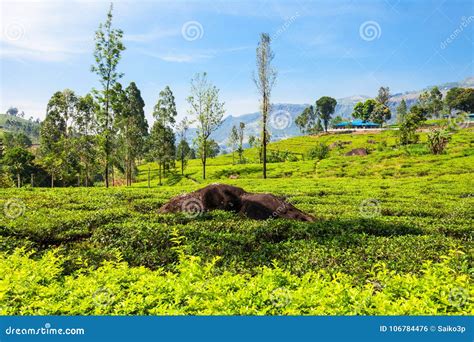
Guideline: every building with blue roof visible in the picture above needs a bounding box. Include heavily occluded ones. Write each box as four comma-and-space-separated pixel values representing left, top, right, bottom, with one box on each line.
334, 119, 381, 129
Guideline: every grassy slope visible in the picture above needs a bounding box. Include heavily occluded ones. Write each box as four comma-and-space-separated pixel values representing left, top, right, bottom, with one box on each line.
135, 128, 474, 186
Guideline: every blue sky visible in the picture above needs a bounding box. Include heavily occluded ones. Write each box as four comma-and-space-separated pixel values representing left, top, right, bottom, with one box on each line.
0, 0, 473, 123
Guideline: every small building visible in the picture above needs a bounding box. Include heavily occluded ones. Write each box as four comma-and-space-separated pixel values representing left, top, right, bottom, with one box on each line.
334, 119, 381, 129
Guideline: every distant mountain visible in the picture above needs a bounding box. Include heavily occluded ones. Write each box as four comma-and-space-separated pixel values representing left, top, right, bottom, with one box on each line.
192, 77, 473, 149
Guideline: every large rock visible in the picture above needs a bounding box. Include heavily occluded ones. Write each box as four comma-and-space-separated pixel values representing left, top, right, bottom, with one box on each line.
345, 148, 368, 156
158, 184, 314, 222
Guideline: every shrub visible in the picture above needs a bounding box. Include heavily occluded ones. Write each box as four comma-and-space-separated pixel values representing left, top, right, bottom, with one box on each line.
308, 143, 330, 160
0, 249, 471, 315
427, 128, 451, 154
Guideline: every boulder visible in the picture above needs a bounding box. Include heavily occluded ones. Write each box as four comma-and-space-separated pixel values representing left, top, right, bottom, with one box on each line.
345, 148, 368, 156
158, 183, 314, 222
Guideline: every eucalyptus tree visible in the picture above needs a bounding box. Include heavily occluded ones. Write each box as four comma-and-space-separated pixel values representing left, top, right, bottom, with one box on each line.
187, 73, 225, 180
151, 86, 177, 185
91, 3, 125, 187
254, 33, 277, 179
176, 117, 192, 175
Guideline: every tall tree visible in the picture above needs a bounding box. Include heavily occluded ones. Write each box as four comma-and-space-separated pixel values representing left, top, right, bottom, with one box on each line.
398, 105, 427, 145
74, 94, 99, 186
295, 105, 316, 134
91, 3, 125, 188
371, 103, 391, 125
428, 87, 443, 118
419, 87, 443, 118
316, 96, 337, 132
446, 87, 474, 113
396, 99, 408, 124
115, 82, 148, 186
376, 86, 390, 106
353, 99, 377, 122
237, 122, 245, 163
254, 33, 277, 179
2, 147, 35, 187
176, 117, 192, 175
151, 86, 177, 185
40, 90, 78, 185
187, 73, 225, 180
228, 125, 239, 164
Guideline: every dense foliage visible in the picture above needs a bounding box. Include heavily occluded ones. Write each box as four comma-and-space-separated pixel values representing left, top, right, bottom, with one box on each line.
1, 127, 472, 314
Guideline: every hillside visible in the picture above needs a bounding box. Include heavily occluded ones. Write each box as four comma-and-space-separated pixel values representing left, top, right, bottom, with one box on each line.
0, 113, 41, 142
195, 77, 474, 148
137, 127, 474, 185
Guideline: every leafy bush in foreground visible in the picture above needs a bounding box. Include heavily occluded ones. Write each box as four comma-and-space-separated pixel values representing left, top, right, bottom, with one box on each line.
0, 249, 472, 315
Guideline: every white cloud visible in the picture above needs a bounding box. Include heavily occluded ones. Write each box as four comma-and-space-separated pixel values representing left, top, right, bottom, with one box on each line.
0, 1, 106, 62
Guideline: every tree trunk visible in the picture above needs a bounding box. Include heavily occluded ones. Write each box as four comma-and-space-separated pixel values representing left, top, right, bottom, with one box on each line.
159, 162, 162, 186
262, 97, 267, 179
17, 173, 20, 188
202, 139, 207, 180
147, 166, 151, 188
105, 138, 109, 188
104, 81, 110, 188
31, 174, 34, 187
51, 175, 54, 188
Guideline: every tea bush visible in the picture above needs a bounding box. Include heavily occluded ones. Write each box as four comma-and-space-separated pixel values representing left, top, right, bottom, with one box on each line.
0, 249, 471, 315
0, 127, 472, 315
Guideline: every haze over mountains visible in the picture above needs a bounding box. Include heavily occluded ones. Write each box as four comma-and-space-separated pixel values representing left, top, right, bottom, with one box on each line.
201, 77, 474, 148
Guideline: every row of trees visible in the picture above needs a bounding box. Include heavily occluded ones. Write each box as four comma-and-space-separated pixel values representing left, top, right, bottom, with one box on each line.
2, 4, 280, 186
397, 86, 474, 145
295, 84, 473, 137
1, 5, 224, 187
295, 97, 338, 134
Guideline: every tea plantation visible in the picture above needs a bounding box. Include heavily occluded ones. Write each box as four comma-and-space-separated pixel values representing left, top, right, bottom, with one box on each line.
1, 128, 473, 315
